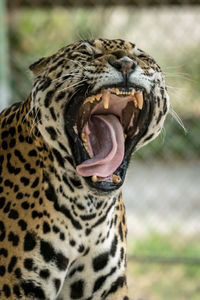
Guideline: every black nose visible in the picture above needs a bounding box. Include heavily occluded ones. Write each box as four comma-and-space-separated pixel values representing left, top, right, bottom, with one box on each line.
109, 57, 137, 75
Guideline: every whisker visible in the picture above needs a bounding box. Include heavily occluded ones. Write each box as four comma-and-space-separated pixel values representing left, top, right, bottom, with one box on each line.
159, 125, 166, 145
51, 73, 85, 83
164, 73, 194, 83
22, 104, 35, 124
169, 107, 187, 134
64, 58, 87, 71
164, 64, 186, 70
33, 107, 40, 123
58, 79, 87, 92
29, 118, 42, 137
165, 84, 183, 91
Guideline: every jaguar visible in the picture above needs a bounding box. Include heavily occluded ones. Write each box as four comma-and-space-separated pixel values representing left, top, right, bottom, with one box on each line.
0, 39, 169, 300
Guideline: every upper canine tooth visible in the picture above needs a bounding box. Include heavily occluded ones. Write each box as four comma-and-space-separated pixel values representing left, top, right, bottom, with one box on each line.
131, 96, 138, 108
135, 92, 143, 110
131, 88, 135, 96
81, 132, 87, 142
102, 90, 110, 109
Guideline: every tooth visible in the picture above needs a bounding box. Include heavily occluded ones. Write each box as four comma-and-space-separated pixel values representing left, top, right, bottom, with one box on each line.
131, 88, 135, 96
73, 125, 78, 134
112, 174, 121, 184
102, 90, 110, 109
85, 145, 89, 153
135, 126, 140, 135
132, 96, 138, 108
135, 92, 143, 110
95, 93, 102, 101
124, 133, 127, 139
92, 175, 98, 182
89, 96, 95, 103
115, 88, 120, 95
81, 132, 86, 142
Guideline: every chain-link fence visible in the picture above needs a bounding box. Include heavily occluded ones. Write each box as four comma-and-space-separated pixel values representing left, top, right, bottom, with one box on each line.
2, 4, 200, 299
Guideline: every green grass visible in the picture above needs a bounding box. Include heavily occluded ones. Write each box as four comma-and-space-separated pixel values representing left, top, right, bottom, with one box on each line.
128, 231, 200, 261
127, 261, 200, 300
127, 232, 200, 299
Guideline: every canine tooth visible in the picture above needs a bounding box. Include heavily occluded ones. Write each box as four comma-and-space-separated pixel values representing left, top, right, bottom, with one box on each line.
135, 126, 140, 135
131, 89, 135, 96
124, 133, 127, 139
102, 90, 110, 109
73, 125, 78, 134
92, 175, 98, 182
132, 96, 138, 108
81, 132, 86, 142
112, 174, 121, 184
135, 92, 143, 110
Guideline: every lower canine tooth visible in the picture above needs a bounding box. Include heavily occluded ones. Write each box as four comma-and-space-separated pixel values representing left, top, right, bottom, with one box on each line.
102, 90, 110, 109
135, 92, 143, 110
112, 174, 121, 184
92, 175, 98, 182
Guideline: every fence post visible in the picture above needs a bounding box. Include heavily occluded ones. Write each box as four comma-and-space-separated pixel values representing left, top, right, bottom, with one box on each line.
0, 0, 10, 112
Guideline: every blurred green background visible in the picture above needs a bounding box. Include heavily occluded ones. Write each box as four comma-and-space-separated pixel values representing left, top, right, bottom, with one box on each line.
6, 6, 200, 160
1, 1, 200, 299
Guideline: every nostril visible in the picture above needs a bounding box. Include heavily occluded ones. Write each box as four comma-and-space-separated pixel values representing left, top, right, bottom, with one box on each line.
110, 61, 123, 71
130, 60, 137, 71
109, 56, 137, 73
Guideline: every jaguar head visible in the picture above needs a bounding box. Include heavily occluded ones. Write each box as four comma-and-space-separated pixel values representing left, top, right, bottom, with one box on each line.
30, 39, 169, 192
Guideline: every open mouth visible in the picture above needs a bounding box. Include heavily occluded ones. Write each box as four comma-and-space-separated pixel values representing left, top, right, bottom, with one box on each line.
65, 85, 152, 191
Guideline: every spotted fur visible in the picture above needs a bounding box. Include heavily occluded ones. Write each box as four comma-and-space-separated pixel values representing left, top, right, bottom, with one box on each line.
0, 39, 169, 299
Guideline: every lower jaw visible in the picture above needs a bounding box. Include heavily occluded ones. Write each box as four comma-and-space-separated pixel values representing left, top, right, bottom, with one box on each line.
83, 153, 130, 192
84, 169, 125, 192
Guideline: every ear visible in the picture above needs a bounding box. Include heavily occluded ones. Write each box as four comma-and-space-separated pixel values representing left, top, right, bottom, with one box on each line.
29, 56, 50, 76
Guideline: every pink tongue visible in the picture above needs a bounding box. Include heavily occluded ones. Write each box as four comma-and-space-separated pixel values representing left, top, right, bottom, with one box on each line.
76, 115, 124, 178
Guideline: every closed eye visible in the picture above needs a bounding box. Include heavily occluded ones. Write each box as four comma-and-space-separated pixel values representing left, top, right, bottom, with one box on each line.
93, 53, 103, 59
